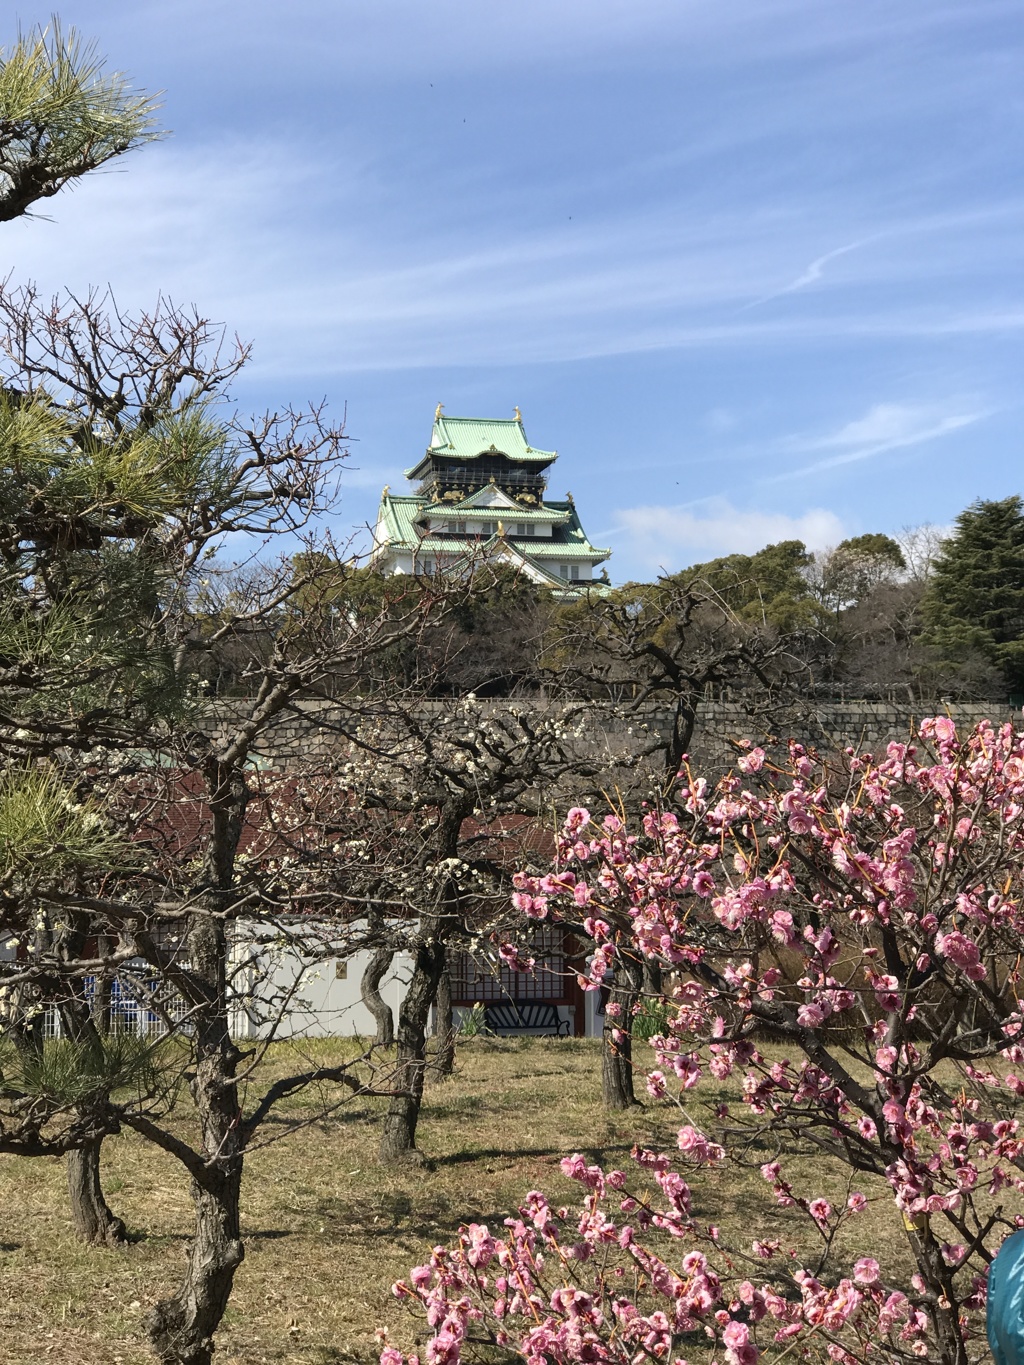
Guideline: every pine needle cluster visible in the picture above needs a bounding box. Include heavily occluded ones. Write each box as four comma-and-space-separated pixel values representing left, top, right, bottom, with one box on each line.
0, 16, 161, 221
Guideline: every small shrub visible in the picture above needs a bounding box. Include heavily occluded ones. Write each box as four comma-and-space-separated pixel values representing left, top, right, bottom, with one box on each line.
456, 1002, 490, 1037
631, 997, 670, 1042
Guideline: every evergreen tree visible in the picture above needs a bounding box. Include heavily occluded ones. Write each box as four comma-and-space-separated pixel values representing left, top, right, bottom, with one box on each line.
813, 532, 905, 616
0, 19, 160, 221
922, 495, 1024, 694
673, 538, 822, 631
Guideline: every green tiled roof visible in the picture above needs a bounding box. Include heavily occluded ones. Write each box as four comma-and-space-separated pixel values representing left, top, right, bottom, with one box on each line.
414, 534, 609, 596
374, 495, 421, 546
373, 494, 610, 565
425, 502, 569, 525
515, 501, 609, 560
373, 410, 611, 591
434, 414, 555, 461
406, 413, 555, 478
503, 542, 610, 595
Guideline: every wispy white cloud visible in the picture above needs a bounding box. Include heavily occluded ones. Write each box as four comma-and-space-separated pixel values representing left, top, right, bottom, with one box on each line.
104, 0, 1020, 87
5, 135, 1024, 376
740, 237, 876, 311
100, 0, 828, 83
613, 498, 846, 574
775, 401, 990, 478
7, 0, 1019, 598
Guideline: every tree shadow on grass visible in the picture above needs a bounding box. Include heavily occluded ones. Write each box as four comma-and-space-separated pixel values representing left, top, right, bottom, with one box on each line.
325, 1209, 520, 1246
432, 1139, 645, 1168
118, 1228, 191, 1246
431, 1144, 567, 1167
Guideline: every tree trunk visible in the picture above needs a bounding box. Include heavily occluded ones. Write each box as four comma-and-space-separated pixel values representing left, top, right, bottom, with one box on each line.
907, 1221, 969, 1365
379, 937, 445, 1163
642, 959, 664, 1000
146, 1173, 243, 1365
147, 771, 247, 1365
145, 971, 245, 1365
54, 930, 128, 1249
361, 945, 395, 1048
429, 955, 455, 1080
90, 938, 115, 1035
602, 955, 643, 1110
667, 696, 697, 777
67, 1135, 127, 1247
381, 810, 463, 1163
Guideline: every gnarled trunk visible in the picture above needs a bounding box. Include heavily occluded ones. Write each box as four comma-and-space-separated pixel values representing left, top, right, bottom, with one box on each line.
429, 954, 455, 1080
907, 1219, 970, 1365
67, 1135, 127, 1247
147, 1172, 243, 1365
379, 937, 446, 1163
642, 959, 664, 1000
667, 696, 697, 777
147, 770, 247, 1365
602, 954, 643, 1110
55, 929, 128, 1249
361, 945, 396, 1048
146, 967, 245, 1365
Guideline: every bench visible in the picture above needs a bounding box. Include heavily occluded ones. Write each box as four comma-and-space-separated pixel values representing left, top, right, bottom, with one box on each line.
483, 1000, 571, 1036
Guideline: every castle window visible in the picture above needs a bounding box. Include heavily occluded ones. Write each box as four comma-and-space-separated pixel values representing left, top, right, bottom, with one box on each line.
515, 522, 535, 537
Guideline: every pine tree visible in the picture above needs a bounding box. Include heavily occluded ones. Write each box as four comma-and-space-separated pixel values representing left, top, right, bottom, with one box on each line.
922, 495, 1024, 694
675, 539, 822, 631
0, 19, 160, 221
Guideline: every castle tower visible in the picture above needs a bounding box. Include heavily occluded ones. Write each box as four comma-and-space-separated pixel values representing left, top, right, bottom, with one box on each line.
369, 407, 610, 593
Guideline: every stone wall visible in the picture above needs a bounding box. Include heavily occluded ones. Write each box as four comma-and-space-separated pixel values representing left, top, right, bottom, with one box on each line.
202, 697, 1019, 772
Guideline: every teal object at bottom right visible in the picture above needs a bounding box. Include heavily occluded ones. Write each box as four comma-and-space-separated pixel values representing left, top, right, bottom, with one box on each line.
988, 1229, 1024, 1365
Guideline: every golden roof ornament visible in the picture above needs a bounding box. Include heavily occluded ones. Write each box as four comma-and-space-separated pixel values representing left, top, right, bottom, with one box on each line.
382, 484, 390, 496
497, 520, 506, 537
566, 490, 574, 503
514, 405, 522, 422
434, 402, 443, 421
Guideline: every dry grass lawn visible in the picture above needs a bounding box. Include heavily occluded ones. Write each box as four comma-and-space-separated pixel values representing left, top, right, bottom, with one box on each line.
0, 1037, 910, 1365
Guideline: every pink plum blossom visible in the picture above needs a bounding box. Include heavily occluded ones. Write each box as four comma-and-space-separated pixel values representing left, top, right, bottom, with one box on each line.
388, 718, 1024, 1365
853, 1259, 881, 1285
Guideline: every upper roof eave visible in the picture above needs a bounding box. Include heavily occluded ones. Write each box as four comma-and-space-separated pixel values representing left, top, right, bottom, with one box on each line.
486, 539, 613, 595
404, 413, 556, 479
404, 451, 554, 480
422, 503, 570, 524
375, 492, 609, 563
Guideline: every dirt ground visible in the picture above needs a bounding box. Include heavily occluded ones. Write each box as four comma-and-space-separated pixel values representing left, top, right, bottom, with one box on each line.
0, 1036, 907, 1364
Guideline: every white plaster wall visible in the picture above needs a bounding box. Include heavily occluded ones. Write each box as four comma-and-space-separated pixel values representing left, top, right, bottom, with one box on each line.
379, 551, 413, 575
585, 988, 604, 1039
230, 931, 414, 1040
517, 525, 552, 538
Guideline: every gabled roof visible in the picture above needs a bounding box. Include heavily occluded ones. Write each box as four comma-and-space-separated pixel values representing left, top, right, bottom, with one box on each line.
417, 531, 609, 597
406, 413, 555, 478
371, 494, 610, 566
475, 537, 612, 598
372, 494, 422, 553
425, 502, 570, 526
457, 485, 530, 511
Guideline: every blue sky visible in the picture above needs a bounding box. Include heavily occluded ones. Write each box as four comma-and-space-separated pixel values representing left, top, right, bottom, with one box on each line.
5, 0, 1023, 583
